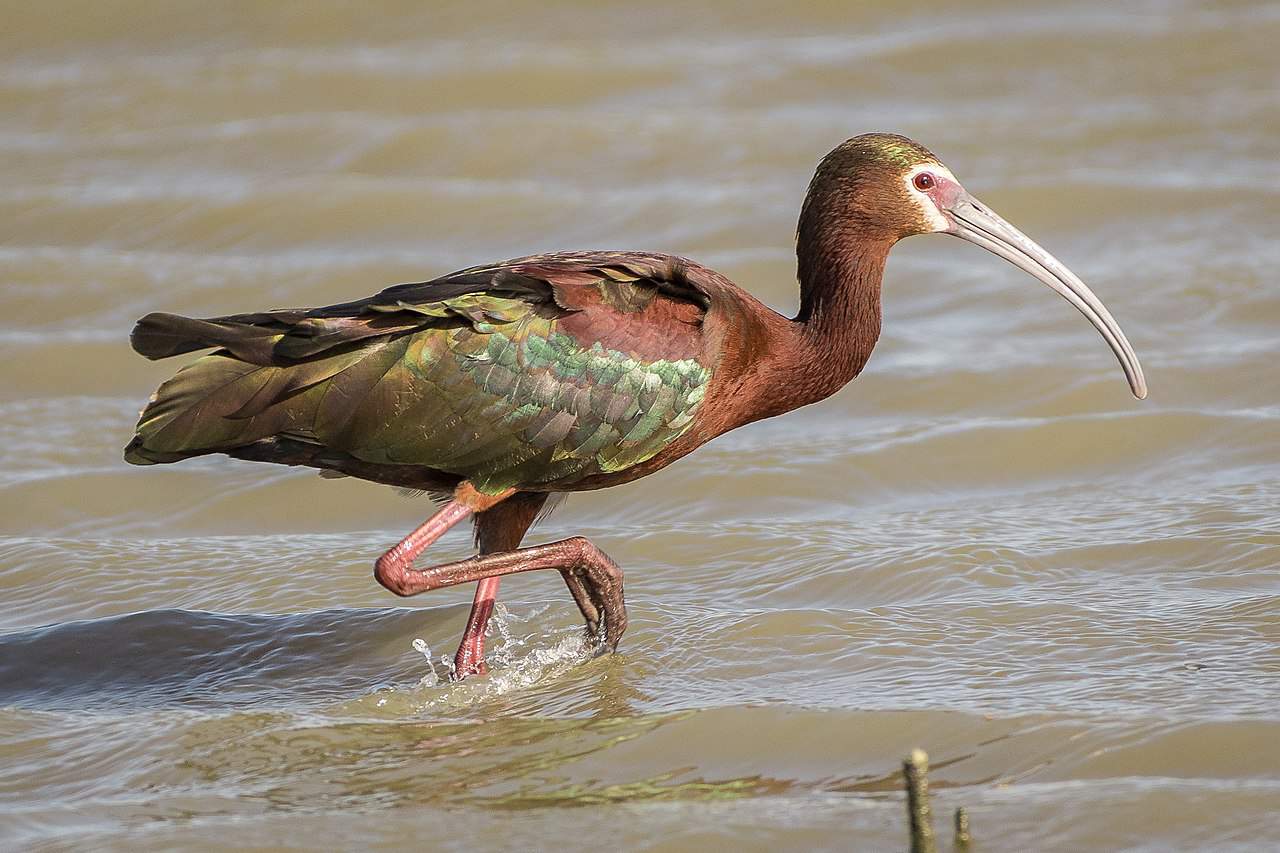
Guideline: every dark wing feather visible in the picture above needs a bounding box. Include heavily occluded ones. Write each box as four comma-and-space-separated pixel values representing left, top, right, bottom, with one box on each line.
126, 252, 716, 492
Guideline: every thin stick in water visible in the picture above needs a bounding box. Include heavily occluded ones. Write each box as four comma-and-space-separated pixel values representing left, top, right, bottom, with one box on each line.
954, 806, 972, 851
904, 748, 936, 853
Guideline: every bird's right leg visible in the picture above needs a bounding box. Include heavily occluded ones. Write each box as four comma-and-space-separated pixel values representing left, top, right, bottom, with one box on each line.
454, 492, 550, 678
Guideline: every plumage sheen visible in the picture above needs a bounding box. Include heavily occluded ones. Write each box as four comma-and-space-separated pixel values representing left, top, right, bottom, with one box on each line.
127, 252, 725, 495
125, 133, 1146, 679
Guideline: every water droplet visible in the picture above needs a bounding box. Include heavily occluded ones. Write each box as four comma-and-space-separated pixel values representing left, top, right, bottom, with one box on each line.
411, 637, 439, 686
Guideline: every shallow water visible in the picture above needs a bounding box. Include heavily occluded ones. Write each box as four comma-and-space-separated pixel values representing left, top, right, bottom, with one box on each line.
2, 1, 1279, 850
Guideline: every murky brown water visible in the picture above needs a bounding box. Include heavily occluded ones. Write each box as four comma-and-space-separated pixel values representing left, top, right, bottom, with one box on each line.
2, 1, 1278, 850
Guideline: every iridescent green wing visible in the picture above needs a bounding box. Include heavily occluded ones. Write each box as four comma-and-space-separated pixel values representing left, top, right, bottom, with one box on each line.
313, 256, 713, 492
127, 254, 714, 494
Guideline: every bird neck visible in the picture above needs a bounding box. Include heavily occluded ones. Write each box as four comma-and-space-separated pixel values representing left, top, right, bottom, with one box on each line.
777, 220, 892, 409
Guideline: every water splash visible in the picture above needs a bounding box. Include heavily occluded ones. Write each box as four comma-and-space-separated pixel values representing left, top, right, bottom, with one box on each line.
487, 602, 525, 666
360, 604, 593, 715
411, 637, 442, 688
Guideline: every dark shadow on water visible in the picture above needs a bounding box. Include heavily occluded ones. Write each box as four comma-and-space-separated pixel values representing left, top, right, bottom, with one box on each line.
0, 606, 455, 711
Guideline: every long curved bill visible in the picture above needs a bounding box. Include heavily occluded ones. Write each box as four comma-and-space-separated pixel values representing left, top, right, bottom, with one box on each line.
945, 193, 1147, 399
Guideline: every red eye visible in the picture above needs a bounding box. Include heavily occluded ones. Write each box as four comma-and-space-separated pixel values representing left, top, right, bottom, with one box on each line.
913, 172, 935, 191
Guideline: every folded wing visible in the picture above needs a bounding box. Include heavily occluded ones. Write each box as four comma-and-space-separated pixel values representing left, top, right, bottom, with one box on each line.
126, 253, 715, 494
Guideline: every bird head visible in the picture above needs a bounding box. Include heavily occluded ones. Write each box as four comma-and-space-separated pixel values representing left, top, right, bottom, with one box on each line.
805, 133, 1147, 399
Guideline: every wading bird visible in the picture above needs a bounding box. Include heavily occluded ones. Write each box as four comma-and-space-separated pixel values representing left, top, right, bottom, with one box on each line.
126, 133, 1146, 678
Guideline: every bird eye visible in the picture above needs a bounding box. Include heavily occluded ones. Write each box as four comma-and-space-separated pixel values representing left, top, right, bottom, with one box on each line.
913, 172, 935, 191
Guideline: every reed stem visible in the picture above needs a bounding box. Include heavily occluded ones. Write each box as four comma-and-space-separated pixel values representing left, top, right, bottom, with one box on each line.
904, 748, 936, 853
954, 806, 971, 851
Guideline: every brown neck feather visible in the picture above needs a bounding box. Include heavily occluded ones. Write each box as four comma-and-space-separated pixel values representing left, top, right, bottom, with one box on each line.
756, 198, 892, 417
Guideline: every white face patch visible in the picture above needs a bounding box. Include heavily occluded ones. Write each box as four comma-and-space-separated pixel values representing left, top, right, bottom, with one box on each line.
904, 163, 957, 233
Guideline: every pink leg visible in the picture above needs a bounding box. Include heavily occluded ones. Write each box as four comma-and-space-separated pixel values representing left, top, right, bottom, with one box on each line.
373, 535, 624, 648
374, 499, 475, 574
375, 489, 557, 680
454, 577, 500, 678
451, 492, 548, 678
376, 536, 627, 651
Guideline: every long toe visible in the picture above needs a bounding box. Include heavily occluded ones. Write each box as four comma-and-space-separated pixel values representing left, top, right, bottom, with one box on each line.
604, 611, 627, 652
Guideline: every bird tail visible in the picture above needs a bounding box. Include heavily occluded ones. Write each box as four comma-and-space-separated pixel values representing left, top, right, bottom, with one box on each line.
129, 311, 289, 362
123, 312, 355, 466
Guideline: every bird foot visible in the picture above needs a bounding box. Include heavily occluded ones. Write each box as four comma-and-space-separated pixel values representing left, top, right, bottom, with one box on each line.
582, 618, 623, 658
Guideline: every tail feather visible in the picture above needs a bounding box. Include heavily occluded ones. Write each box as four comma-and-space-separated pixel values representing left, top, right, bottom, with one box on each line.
123, 334, 394, 466
130, 312, 284, 362
123, 276, 537, 469
125, 353, 291, 464
123, 306, 415, 466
